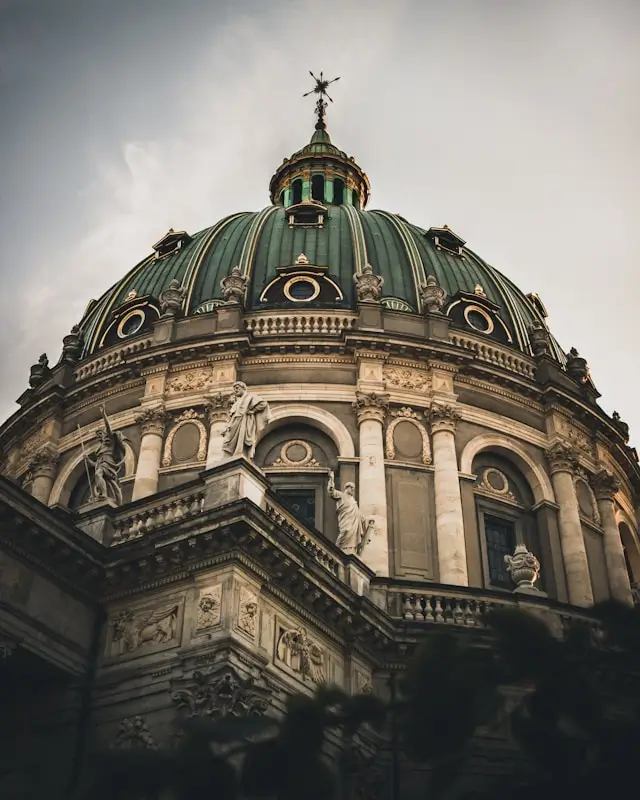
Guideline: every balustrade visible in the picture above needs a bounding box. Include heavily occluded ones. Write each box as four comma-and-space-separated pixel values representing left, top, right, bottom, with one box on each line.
245, 313, 356, 338
112, 491, 205, 544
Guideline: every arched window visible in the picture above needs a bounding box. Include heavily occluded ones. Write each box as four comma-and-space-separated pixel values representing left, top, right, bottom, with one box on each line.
311, 175, 325, 203
292, 179, 302, 205
620, 522, 640, 589
351, 189, 359, 209
472, 453, 544, 591
333, 178, 345, 206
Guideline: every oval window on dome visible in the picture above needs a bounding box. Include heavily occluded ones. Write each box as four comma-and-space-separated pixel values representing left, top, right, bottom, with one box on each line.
117, 309, 146, 338
464, 305, 495, 335
283, 276, 320, 303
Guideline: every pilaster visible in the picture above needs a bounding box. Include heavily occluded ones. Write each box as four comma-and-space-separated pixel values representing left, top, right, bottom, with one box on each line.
131, 407, 168, 501
592, 469, 633, 606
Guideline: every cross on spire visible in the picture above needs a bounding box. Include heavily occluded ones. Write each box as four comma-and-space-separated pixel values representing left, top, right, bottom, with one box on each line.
303, 71, 340, 130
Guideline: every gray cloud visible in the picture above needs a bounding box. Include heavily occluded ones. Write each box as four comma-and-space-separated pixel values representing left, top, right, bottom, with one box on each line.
1, 0, 638, 445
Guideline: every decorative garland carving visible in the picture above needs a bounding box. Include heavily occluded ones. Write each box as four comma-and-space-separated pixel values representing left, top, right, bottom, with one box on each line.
384, 407, 431, 465
477, 467, 515, 501
162, 409, 207, 467
166, 369, 213, 394
270, 439, 319, 468
383, 366, 430, 392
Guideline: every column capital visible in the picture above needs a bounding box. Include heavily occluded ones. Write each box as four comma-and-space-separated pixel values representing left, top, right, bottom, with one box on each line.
353, 392, 389, 425
206, 392, 233, 424
545, 439, 579, 474
136, 407, 169, 437
426, 402, 461, 434
592, 469, 620, 501
28, 447, 59, 479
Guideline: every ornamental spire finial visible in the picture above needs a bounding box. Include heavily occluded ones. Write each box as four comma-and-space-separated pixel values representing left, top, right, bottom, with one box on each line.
303, 71, 340, 131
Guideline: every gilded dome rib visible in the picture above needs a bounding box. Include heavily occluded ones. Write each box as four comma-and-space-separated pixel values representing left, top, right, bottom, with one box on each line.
341, 205, 368, 275
374, 211, 428, 311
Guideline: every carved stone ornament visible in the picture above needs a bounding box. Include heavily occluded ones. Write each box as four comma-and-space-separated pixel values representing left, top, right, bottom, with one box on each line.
574, 469, 601, 525
277, 626, 326, 684
166, 369, 214, 394
355, 670, 373, 694
504, 544, 541, 591
384, 407, 432, 465
383, 365, 430, 392
354, 263, 384, 303
28, 447, 59, 479
220, 265, 248, 305
419, 274, 446, 314
28, 353, 50, 388
171, 667, 271, 718
162, 409, 208, 467
222, 382, 272, 460
237, 587, 259, 638
353, 392, 389, 425
136, 407, 168, 437
159, 279, 186, 318
426, 403, 461, 434
62, 324, 83, 363
112, 716, 157, 750
477, 467, 515, 501
591, 469, 620, 502
612, 411, 630, 443
270, 439, 319, 468
86, 409, 127, 505
206, 392, 233, 424
566, 347, 589, 383
545, 439, 578, 474
196, 585, 222, 631
112, 603, 179, 653
528, 320, 551, 358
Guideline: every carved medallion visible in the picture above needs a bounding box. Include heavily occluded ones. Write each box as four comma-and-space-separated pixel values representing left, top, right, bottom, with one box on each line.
196, 585, 222, 631
237, 587, 259, 638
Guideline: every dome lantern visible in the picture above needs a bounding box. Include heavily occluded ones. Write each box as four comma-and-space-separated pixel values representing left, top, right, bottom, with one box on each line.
269, 73, 370, 209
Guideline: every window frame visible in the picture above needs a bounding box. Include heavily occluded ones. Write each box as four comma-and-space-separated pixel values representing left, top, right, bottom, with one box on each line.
476, 496, 524, 591
270, 476, 325, 532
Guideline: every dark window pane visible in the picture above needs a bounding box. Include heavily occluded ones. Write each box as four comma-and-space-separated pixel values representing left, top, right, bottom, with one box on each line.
484, 515, 516, 588
277, 489, 316, 529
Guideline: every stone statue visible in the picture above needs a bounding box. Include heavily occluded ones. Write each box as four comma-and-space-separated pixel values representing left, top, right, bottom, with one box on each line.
419, 274, 446, 314
159, 279, 186, 317
327, 470, 372, 555
528, 320, 551, 358
85, 408, 127, 505
354, 263, 384, 303
220, 265, 248, 305
612, 411, 630, 443
222, 382, 271, 460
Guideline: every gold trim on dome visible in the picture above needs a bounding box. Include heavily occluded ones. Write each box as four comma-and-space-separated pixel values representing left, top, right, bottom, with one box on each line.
116, 309, 146, 339
464, 304, 495, 335
283, 276, 321, 303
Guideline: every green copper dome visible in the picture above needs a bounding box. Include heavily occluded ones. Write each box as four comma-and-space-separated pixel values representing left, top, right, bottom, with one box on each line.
78, 123, 559, 360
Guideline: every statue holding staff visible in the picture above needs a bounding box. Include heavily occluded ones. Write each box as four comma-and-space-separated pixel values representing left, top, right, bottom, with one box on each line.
84, 407, 127, 505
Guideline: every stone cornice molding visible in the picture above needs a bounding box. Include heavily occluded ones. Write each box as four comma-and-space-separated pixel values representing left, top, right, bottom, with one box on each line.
592, 469, 620, 502
353, 392, 389, 425
426, 402, 461, 434
545, 439, 579, 475
136, 407, 169, 437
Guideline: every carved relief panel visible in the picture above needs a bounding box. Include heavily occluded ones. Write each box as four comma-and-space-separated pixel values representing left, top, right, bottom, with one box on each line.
162, 408, 208, 467
275, 620, 326, 685
194, 584, 223, 633
106, 597, 184, 659
235, 585, 259, 640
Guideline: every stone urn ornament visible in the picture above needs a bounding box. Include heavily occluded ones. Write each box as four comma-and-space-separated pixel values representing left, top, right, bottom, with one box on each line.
528, 320, 551, 358
419, 274, 446, 314
159, 279, 186, 318
566, 347, 589, 383
504, 544, 540, 592
29, 353, 50, 388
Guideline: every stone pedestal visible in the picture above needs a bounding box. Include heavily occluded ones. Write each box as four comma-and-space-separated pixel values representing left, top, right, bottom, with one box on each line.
201, 456, 268, 512
353, 393, 390, 577
28, 449, 60, 506
131, 408, 168, 501
427, 403, 468, 586
593, 469, 633, 606
546, 441, 594, 607
77, 496, 118, 544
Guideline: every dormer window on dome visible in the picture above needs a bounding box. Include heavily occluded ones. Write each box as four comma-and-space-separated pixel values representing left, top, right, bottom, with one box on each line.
286, 200, 327, 229
98, 292, 161, 349
153, 228, 191, 260
446, 287, 513, 345
259, 253, 343, 307
426, 225, 466, 257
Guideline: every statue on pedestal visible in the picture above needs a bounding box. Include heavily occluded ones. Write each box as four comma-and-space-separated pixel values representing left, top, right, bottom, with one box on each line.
84, 408, 127, 505
222, 382, 271, 460
327, 470, 373, 555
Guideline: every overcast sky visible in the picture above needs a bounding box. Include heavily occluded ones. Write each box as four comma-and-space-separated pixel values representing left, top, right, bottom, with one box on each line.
1, 0, 638, 445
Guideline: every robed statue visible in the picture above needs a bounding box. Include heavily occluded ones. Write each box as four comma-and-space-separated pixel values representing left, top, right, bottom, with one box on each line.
222, 382, 271, 460
85, 408, 127, 505
327, 470, 372, 555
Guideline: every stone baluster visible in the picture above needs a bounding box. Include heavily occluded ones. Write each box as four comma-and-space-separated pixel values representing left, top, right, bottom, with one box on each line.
28, 449, 59, 505
353, 392, 390, 577
546, 441, 594, 607
131, 408, 168, 501
426, 403, 468, 586
205, 393, 232, 468
592, 469, 633, 606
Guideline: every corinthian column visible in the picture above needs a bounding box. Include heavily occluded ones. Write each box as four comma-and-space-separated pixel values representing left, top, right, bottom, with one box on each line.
592, 469, 633, 606
426, 403, 468, 586
353, 392, 390, 576
28, 448, 59, 505
132, 408, 168, 501
206, 393, 232, 468
546, 441, 593, 607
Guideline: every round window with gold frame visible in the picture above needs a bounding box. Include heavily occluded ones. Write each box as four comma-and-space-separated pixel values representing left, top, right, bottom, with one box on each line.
283, 276, 321, 303
464, 304, 494, 334
117, 309, 146, 338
